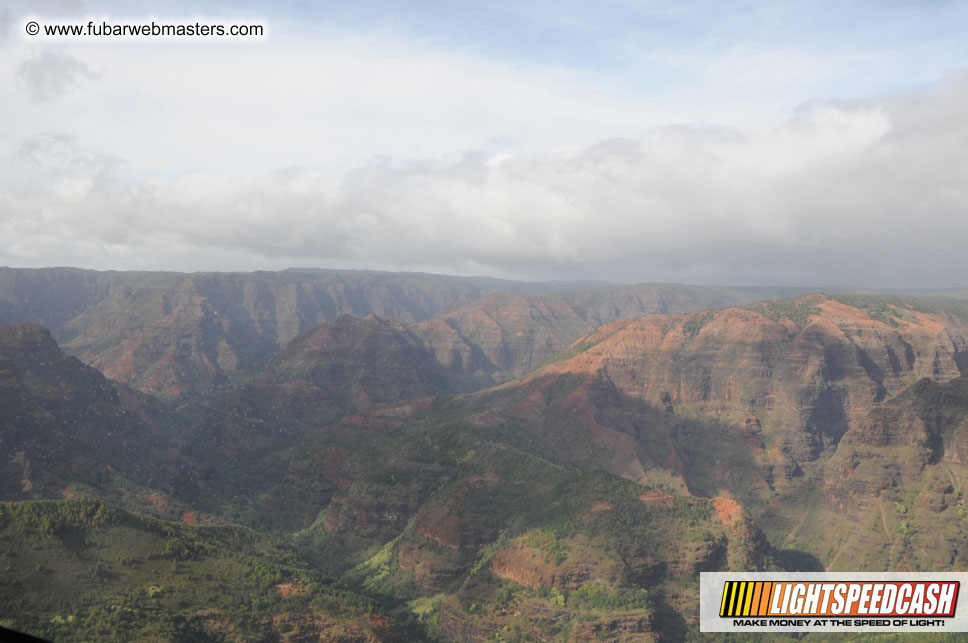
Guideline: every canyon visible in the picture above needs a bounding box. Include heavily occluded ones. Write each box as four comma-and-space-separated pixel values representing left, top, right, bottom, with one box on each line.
2, 267, 967, 641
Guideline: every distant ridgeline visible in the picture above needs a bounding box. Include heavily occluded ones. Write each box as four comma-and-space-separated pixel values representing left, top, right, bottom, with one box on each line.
0, 267, 809, 401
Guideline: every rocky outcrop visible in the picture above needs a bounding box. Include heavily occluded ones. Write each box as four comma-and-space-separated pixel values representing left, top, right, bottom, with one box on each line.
0, 267, 811, 402
748, 373, 968, 573
539, 297, 968, 485
202, 314, 470, 456
418, 284, 813, 386
322, 497, 413, 538
0, 267, 112, 329
435, 294, 591, 376
54, 271, 497, 400
0, 322, 187, 501
824, 375, 968, 510
490, 544, 594, 590
415, 506, 499, 551
396, 545, 466, 594
0, 268, 502, 401
438, 601, 501, 643
571, 613, 656, 642
460, 372, 688, 491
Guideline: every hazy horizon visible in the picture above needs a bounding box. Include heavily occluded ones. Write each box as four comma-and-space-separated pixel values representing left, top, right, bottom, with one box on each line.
7, 263, 968, 297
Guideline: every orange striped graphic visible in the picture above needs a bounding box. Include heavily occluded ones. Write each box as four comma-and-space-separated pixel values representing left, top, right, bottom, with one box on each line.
721, 581, 772, 616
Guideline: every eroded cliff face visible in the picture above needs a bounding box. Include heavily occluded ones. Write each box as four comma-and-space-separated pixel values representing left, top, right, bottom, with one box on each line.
0, 323, 187, 503
53, 271, 494, 400
435, 294, 591, 376
0, 268, 110, 328
413, 285, 813, 385
201, 314, 469, 459
456, 372, 688, 493
490, 544, 597, 590
430, 491, 769, 642
537, 297, 968, 489
184, 294, 968, 585
0, 267, 810, 403
769, 375, 968, 572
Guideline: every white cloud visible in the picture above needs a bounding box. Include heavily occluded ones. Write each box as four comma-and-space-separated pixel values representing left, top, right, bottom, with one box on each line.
0, 21, 823, 177
0, 5, 11, 45
2, 4, 968, 286
16, 49, 100, 102
2, 74, 967, 287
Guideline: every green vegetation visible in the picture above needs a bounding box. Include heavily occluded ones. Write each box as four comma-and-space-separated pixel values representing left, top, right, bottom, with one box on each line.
831, 292, 968, 326
16, 270, 968, 641
742, 296, 822, 329
683, 308, 718, 337
0, 499, 406, 642
572, 584, 652, 611
345, 534, 404, 592
280, 389, 761, 640
539, 282, 810, 317
536, 332, 612, 368
831, 294, 917, 326
2, 499, 122, 535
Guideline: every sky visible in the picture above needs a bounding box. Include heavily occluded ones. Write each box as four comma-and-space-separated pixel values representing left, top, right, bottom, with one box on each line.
2, 1, 968, 288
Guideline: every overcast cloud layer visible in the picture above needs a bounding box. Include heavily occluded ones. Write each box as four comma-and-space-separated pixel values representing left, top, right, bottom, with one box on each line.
3, 1, 968, 288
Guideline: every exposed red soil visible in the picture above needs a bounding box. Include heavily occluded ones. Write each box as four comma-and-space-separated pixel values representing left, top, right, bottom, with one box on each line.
712, 496, 744, 526
490, 545, 591, 590
467, 472, 501, 485
275, 582, 307, 597
639, 492, 675, 508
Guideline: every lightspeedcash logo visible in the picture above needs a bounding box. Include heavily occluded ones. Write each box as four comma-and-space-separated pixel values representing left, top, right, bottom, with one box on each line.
701, 572, 968, 633
719, 580, 957, 617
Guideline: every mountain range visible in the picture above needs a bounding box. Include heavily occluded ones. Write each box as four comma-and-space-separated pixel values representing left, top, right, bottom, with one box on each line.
2, 267, 968, 641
